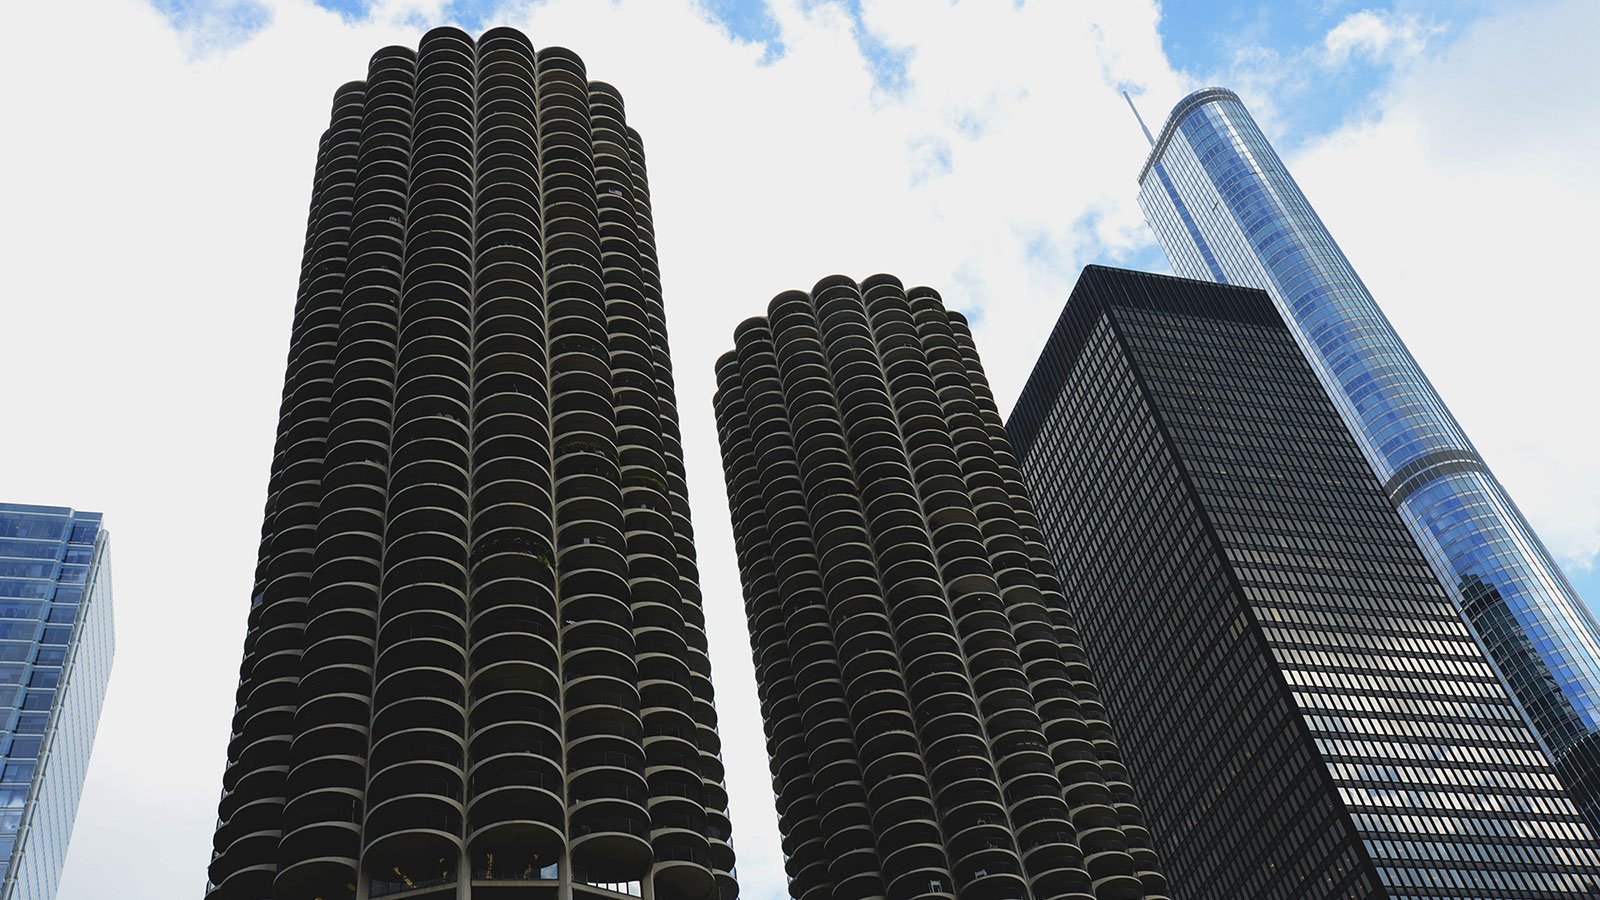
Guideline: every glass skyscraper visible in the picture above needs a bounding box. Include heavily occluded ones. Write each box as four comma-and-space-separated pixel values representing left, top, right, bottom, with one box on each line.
0, 504, 114, 900
1136, 87, 1600, 830
1008, 266, 1600, 899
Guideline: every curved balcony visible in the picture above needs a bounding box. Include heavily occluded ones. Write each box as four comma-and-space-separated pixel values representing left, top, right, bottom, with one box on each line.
288, 700, 369, 764
209, 827, 281, 888
472, 640, 559, 702
468, 548, 557, 602
218, 762, 286, 822
213, 791, 284, 855
205, 860, 277, 900
362, 825, 463, 889
274, 808, 360, 899
881, 855, 957, 900
569, 794, 653, 878
228, 731, 292, 794
467, 747, 565, 861
286, 733, 366, 787
837, 637, 897, 687
653, 867, 721, 900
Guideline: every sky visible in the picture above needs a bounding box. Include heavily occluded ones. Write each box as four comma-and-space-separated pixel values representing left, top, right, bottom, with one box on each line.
0, 1, 1596, 899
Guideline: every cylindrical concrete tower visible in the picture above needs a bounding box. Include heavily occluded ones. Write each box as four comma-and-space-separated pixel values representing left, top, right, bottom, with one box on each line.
712, 275, 1168, 900
208, 26, 735, 900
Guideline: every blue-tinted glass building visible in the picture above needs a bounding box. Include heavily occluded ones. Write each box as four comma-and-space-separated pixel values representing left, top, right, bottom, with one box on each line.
1136, 86, 1600, 831
0, 505, 114, 900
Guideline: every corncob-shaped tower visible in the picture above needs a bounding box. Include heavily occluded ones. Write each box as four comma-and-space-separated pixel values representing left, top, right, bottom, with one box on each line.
208, 26, 735, 900
713, 275, 1168, 900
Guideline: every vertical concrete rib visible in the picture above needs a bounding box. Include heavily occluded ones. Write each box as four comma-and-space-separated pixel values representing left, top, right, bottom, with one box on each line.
275, 42, 415, 899
211, 81, 364, 900
949, 313, 1162, 894
588, 81, 713, 896
623, 129, 737, 889
362, 24, 476, 877
947, 313, 1166, 897
727, 313, 887, 900
714, 277, 1169, 900
783, 285, 958, 900
212, 26, 736, 900
535, 44, 651, 878
466, 24, 567, 877
864, 278, 1100, 900
715, 341, 832, 900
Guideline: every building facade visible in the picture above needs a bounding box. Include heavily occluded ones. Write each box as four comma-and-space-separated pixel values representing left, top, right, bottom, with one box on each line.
713, 274, 1168, 900
1136, 87, 1600, 829
207, 27, 736, 900
0, 504, 114, 900
1008, 265, 1600, 899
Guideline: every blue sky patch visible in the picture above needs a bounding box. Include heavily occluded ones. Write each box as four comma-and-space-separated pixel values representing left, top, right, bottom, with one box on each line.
1566, 566, 1600, 624
439, 0, 504, 34
149, 0, 273, 54
1106, 240, 1173, 279
700, 0, 787, 62
832, 0, 908, 92
835, 0, 910, 93
309, 0, 371, 20
1153, 0, 1495, 153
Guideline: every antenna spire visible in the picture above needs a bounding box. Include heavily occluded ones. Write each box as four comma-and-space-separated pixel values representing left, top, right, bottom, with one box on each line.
1123, 90, 1155, 146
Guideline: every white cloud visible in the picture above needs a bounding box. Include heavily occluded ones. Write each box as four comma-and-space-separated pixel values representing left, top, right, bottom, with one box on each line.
1292, 0, 1600, 569
1322, 8, 1432, 66
0, 2, 1184, 898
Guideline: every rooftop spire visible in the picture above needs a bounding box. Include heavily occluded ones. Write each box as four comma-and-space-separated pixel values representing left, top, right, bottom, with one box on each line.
1123, 89, 1155, 146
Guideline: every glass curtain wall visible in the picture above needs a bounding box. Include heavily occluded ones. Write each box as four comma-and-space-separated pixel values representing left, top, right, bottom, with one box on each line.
0, 504, 114, 900
1137, 88, 1600, 829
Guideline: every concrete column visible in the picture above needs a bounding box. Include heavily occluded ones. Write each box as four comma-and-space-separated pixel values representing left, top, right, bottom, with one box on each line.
557, 850, 574, 900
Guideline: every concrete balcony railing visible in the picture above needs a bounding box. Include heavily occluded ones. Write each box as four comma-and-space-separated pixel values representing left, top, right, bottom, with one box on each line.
715, 276, 1173, 900
208, 27, 734, 900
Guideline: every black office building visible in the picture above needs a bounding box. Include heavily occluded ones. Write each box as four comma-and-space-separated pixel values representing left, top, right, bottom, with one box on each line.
1007, 266, 1600, 899
208, 27, 736, 900
713, 275, 1168, 900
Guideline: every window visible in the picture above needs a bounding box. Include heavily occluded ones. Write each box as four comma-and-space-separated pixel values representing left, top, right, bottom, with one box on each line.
1, 764, 34, 784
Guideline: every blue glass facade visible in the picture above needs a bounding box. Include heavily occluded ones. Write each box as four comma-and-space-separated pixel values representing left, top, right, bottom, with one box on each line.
1137, 87, 1600, 828
0, 505, 114, 900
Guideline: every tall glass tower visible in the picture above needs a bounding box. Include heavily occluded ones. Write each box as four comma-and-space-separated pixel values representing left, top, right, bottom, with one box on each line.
0, 504, 114, 900
207, 26, 736, 900
1136, 87, 1600, 829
